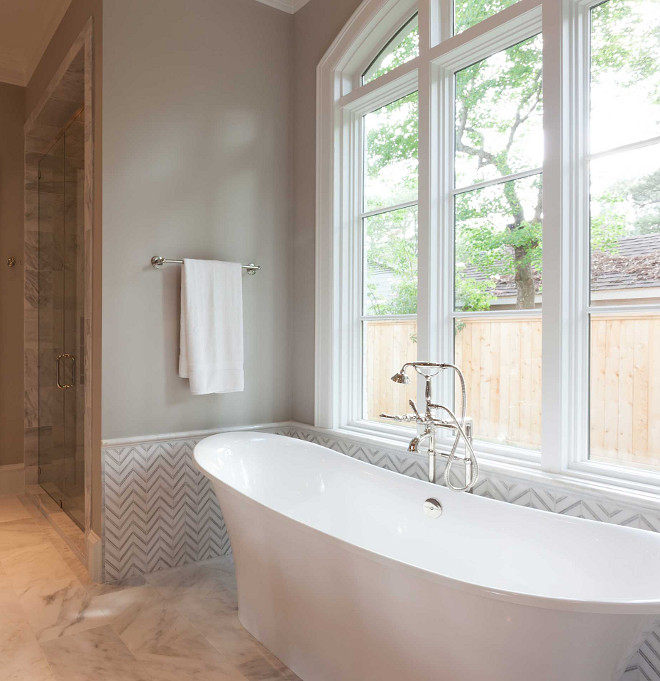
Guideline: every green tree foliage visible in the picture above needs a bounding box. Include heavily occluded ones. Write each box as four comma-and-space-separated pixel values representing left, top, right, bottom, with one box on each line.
364, 92, 419, 316
454, 34, 543, 310
365, 0, 659, 316
588, 0, 660, 245
454, 0, 520, 34
364, 18, 420, 84
365, 92, 418, 193
630, 170, 660, 235
591, 0, 660, 103
365, 208, 418, 316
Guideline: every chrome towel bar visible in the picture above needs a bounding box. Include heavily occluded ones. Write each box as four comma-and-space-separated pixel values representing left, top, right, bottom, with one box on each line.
151, 256, 261, 275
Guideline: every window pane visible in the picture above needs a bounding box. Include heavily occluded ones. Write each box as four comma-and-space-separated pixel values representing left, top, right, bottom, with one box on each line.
455, 34, 543, 188
363, 205, 418, 316
364, 92, 418, 211
454, 0, 522, 36
590, 144, 660, 306
590, 313, 660, 470
454, 175, 543, 312
590, 0, 660, 154
362, 14, 419, 85
454, 316, 541, 450
364, 319, 417, 427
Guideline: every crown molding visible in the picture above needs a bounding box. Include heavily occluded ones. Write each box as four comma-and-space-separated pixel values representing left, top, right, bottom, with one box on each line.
0, 64, 24, 87
0, 50, 25, 87
0, 0, 71, 87
24, 0, 72, 86
255, 0, 312, 13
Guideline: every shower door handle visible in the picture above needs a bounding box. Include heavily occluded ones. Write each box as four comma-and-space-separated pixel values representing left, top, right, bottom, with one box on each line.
56, 354, 76, 390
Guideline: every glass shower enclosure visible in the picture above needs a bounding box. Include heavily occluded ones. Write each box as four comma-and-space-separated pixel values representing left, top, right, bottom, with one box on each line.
37, 109, 86, 529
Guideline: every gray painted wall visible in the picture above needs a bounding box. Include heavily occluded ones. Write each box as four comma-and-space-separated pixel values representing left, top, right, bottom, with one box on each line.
102, 0, 294, 439
291, 0, 363, 425
0, 83, 25, 466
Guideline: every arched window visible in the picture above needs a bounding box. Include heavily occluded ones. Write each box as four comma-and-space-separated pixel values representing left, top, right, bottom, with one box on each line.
362, 13, 419, 84
316, 0, 660, 497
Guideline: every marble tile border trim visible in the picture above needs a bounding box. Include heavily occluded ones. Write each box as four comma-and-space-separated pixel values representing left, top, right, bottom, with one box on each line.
102, 421, 660, 680
23, 21, 94, 550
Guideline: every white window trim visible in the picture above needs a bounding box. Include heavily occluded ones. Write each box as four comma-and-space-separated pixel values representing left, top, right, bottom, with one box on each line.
316, 0, 422, 431
316, 0, 660, 503
351, 87, 420, 431
561, 0, 660, 491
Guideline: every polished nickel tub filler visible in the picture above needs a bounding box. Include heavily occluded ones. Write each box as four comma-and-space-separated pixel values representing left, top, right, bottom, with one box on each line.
194, 431, 660, 681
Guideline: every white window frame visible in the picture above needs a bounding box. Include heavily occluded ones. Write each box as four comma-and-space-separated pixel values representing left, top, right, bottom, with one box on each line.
344, 79, 422, 439
431, 4, 544, 464
561, 0, 660, 492
316, 0, 660, 506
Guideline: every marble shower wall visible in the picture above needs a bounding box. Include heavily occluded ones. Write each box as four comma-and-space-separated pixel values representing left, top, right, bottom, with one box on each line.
24, 48, 85, 485
23, 19, 94, 546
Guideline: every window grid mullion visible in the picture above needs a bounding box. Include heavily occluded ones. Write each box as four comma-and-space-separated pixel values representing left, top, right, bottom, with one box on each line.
589, 134, 660, 163
360, 199, 419, 220
588, 305, 660, 316
436, 64, 456, 414
452, 167, 543, 196
570, 0, 595, 470
353, 110, 366, 427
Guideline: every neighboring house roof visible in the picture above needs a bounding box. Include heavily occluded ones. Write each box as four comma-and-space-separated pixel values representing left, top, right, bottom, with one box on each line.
461, 233, 660, 298
591, 234, 660, 291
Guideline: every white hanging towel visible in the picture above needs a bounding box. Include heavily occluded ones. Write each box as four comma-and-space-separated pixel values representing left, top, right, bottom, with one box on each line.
179, 259, 244, 394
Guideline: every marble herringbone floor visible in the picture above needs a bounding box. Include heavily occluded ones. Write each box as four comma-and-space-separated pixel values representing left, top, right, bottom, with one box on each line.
0, 494, 300, 681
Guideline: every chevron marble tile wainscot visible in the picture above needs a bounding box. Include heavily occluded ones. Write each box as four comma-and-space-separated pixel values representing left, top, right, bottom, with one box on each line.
102, 427, 290, 582
103, 438, 229, 582
103, 423, 660, 681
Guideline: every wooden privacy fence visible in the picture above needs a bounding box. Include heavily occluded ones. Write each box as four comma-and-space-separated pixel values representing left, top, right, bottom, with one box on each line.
365, 320, 418, 428
590, 314, 660, 469
455, 316, 542, 451
366, 315, 660, 468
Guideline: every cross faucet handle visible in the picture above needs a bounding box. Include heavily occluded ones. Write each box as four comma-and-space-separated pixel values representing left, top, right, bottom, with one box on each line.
379, 413, 418, 423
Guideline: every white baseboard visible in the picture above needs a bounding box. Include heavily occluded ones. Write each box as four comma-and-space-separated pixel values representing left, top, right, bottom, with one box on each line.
0, 464, 25, 496
86, 530, 103, 582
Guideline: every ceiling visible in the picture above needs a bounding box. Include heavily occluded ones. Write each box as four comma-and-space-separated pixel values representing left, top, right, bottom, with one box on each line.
0, 0, 313, 87
0, 0, 71, 87
256, 0, 312, 13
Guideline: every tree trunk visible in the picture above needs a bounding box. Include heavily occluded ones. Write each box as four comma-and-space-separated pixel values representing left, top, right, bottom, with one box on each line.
514, 245, 536, 309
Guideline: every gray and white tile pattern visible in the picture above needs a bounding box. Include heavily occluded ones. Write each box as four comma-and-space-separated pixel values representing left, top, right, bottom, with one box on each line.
103, 438, 235, 582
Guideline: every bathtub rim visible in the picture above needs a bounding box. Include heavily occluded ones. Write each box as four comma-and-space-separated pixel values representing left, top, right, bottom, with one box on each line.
194, 432, 660, 616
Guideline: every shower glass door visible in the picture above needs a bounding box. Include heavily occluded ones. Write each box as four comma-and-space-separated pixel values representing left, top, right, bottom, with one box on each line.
37, 110, 86, 529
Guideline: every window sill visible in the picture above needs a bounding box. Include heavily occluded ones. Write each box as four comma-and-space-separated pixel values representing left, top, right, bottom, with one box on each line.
295, 421, 660, 515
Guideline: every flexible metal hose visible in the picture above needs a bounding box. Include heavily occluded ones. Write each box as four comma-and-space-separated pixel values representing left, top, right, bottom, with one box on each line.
436, 364, 478, 491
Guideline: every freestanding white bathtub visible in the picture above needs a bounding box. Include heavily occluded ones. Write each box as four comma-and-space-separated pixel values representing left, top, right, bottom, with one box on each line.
194, 431, 660, 681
